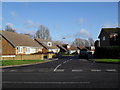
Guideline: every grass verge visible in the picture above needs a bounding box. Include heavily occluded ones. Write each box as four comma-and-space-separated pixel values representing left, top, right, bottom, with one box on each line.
62, 55, 74, 56
1, 60, 47, 66
95, 59, 120, 62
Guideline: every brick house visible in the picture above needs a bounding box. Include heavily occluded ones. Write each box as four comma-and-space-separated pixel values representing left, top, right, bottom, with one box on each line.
0, 30, 43, 55
34, 38, 60, 53
98, 28, 120, 46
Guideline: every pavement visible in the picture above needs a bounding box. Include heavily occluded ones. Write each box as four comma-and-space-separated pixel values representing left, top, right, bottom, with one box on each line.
2, 56, 120, 89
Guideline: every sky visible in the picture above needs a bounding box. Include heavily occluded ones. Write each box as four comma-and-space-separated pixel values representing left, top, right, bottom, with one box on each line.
2, 2, 118, 43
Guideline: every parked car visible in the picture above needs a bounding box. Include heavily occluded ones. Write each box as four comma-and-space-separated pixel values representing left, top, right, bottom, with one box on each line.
79, 50, 88, 59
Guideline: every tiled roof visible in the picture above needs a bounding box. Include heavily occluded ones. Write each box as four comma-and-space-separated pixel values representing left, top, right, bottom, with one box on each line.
98, 28, 120, 38
34, 38, 59, 49
1, 30, 41, 47
67, 45, 78, 50
55, 43, 67, 51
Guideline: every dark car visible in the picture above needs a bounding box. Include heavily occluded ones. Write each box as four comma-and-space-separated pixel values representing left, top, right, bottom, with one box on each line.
79, 51, 88, 59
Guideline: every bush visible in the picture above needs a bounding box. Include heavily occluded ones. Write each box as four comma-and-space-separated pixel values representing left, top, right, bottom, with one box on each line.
94, 46, 120, 59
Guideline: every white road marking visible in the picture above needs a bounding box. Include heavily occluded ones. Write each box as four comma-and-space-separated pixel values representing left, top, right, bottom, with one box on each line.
63, 61, 66, 64
53, 64, 61, 72
3, 81, 90, 84
106, 69, 117, 72
54, 69, 64, 72
91, 69, 101, 72
72, 69, 83, 72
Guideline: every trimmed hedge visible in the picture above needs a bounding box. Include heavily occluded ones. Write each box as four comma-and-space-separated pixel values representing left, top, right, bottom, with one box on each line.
94, 46, 120, 59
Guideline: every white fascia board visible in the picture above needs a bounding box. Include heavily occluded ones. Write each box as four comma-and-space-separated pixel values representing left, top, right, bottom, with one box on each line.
16, 46, 42, 48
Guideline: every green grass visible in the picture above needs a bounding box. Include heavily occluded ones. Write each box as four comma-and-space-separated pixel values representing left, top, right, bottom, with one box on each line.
62, 55, 74, 56
95, 59, 120, 62
1, 60, 47, 66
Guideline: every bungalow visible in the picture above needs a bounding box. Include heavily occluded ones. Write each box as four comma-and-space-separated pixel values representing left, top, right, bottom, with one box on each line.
62, 44, 80, 54
34, 38, 60, 53
0, 30, 43, 55
98, 28, 120, 46
54, 42, 67, 53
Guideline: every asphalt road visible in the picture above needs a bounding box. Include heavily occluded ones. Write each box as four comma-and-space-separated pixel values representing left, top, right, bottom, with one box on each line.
2, 56, 120, 89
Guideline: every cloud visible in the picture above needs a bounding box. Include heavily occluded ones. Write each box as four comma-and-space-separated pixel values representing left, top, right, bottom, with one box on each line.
61, 29, 92, 41
75, 29, 91, 38
24, 20, 40, 28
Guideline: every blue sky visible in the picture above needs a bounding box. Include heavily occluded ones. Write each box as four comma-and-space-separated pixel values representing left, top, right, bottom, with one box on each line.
2, 2, 118, 43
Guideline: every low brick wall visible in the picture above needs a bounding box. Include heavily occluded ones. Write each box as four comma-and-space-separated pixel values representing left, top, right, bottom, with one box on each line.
2, 53, 55, 60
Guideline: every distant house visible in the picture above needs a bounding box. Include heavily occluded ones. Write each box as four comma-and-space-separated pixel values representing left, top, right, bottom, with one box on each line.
0, 31, 43, 55
77, 46, 88, 52
86, 46, 95, 54
34, 38, 60, 53
98, 28, 120, 46
55, 43, 67, 53
77, 46, 87, 50
62, 44, 79, 54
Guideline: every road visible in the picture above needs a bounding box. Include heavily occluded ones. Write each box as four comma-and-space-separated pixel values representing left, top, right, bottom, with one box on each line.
2, 56, 120, 89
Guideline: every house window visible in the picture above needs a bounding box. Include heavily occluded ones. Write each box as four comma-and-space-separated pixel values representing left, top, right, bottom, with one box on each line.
18, 47, 23, 53
26, 47, 30, 53
30, 48, 36, 53
103, 36, 105, 41
47, 42, 52, 47
67, 45, 70, 48
38, 48, 42, 52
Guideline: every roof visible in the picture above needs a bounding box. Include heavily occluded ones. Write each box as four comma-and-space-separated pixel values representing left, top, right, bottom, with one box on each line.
1, 30, 41, 47
77, 46, 87, 50
55, 43, 67, 51
34, 38, 59, 49
67, 45, 78, 50
98, 28, 120, 38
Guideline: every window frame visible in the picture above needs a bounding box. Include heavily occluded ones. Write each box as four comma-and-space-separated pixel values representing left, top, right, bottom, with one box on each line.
103, 36, 105, 41
26, 47, 30, 53
18, 47, 23, 53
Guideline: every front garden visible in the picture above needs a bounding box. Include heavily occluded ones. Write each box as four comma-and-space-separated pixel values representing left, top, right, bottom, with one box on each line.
1, 60, 48, 66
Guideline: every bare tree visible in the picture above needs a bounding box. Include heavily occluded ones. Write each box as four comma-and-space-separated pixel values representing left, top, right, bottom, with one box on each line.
5, 24, 16, 32
72, 38, 85, 47
35, 24, 51, 40
84, 40, 90, 47
88, 38, 94, 46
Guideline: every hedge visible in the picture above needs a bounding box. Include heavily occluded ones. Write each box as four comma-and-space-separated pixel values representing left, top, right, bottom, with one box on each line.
94, 46, 120, 59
